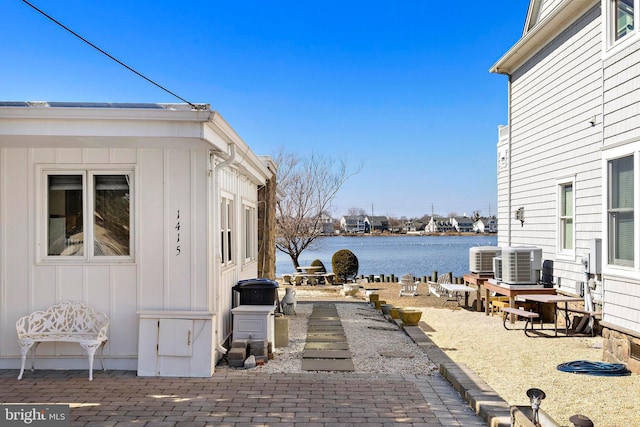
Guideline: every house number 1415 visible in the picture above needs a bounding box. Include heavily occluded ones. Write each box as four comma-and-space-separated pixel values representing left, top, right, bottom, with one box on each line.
175, 210, 181, 256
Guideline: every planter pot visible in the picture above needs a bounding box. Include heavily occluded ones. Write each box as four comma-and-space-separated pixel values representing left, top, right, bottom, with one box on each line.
369, 294, 380, 303
389, 307, 401, 319
374, 300, 386, 310
380, 304, 393, 316
281, 287, 297, 315
400, 310, 422, 326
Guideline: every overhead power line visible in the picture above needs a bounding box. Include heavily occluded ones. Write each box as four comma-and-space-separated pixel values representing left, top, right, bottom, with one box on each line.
22, 0, 200, 109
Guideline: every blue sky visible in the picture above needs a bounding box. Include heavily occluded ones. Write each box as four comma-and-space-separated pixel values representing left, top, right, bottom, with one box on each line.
2, 1, 530, 219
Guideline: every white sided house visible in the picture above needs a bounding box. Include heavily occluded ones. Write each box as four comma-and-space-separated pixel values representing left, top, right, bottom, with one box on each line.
0, 102, 276, 377
491, 0, 640, 373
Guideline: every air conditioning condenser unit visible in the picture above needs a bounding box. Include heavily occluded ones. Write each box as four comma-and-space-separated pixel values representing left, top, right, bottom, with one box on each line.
501, 247, 542, 285
469, 246, 502, 274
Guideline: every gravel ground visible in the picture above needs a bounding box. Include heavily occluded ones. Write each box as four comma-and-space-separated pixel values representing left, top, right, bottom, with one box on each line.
218, 300, 438, 376
356, 280, 640, 427
220, 284, 639, 426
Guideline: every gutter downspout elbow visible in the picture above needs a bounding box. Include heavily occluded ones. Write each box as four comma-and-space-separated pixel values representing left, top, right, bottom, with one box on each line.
218, 143, 237, 170
217, 342, 228, 355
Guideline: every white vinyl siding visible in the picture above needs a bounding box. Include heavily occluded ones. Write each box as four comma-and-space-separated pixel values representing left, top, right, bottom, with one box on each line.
600, 2, 640, 334
603, 33, 640, 146
538, 0, 566, 22
499, 5, 603, 290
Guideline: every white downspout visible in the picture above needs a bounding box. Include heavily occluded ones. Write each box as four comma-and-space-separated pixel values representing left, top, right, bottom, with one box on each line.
212, 143, 237, 356
507, 73, 513, 246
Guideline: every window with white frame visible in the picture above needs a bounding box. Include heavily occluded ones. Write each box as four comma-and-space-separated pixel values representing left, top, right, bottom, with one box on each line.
243, 203, 256, 262
220, 196, 234, 265
607, 155, 634, 267
45, 170, 132, 259
609, 0, 636, 44
558, 179, 575, 255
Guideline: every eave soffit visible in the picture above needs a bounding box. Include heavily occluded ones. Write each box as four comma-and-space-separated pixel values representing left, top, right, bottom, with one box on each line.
490, 0, 598, 75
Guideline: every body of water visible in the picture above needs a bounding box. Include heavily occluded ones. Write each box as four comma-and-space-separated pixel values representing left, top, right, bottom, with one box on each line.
276, 235, 498, 279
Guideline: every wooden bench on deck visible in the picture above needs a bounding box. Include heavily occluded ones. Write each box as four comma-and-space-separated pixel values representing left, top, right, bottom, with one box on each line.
501, 307, 540, 336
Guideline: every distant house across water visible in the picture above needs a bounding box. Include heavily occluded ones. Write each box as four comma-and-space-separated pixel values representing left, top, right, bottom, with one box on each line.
339, 215, 389, 234
450, 216, 474, 233
366, 215, 389, 232
425, 216, 454, 233
473, 217, 498, 234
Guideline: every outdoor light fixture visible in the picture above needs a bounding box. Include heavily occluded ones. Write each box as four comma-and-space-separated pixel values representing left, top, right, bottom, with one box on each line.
526, 388, 546, 425
569, 414, 594, 427
515, 207, 525, 227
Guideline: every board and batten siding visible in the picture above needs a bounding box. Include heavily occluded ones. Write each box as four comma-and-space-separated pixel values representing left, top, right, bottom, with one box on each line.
216, 164, 262, 343
0, 146, 217, 370
500, 5, 603, 293
600, 36, 640, 330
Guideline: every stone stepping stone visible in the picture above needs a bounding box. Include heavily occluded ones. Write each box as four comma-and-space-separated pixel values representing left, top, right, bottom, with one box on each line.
303, 349, 352, 359
367, 325, 398, 331
302, 358, 355, 371
302, 303, 354, 372
379, 351, 416, 358
307, 326, 343, 331
307, 321, 342, 326
304, 341, 349, 350
306, 334, 347, 342
307, 330, 345, 334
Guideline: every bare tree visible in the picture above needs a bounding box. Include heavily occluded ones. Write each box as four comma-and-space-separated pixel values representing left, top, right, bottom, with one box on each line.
275, 149, 359, 269
471, 210, 482, 221
346, 207, 367, 216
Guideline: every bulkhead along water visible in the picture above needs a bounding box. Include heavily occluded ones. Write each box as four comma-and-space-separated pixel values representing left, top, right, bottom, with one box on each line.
276, 234, 497, 279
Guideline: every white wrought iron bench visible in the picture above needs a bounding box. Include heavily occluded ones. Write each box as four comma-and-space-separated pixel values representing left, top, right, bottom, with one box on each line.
16, 301, 109, 381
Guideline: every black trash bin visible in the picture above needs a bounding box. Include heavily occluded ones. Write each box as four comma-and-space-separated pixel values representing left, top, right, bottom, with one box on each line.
233, 278, 279, 306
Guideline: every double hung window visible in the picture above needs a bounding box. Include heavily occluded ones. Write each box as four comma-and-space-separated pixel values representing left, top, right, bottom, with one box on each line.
557, 179, 575, 256
45, 170, 132, 260
220, 196, 234, 266
615, 0, 635, 40
609, 0, 637, 46
607, 155, 634, 267
243, 203, 256, 263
